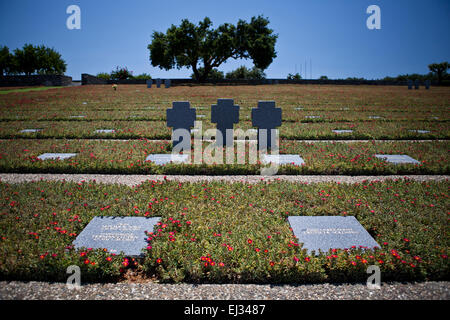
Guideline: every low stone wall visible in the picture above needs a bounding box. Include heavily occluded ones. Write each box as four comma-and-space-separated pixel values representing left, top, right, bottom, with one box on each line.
0, 75, 73, 87
79, 74, 441, 87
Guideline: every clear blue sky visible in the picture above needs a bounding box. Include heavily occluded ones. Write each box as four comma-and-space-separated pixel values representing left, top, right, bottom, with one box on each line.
1, 0, 449, 80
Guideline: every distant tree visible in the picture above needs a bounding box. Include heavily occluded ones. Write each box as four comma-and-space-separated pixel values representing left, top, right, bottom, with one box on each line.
225, 66, 266, 80
190, 67, 224, 80
287, 73, 301, 80
96, 72, 111, 80
428, 62, 449, 85
133, 73, 152, 80
11, 44, 66, 75
319, 75, 328, 80
13, 44, 38, 75
0, 45, 13, 76
110, 66, 133, 80
148, 16, 277, 82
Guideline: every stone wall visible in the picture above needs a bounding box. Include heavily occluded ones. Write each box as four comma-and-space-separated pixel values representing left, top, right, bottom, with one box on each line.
79, 74, 442, 87
0, 75, 73, 87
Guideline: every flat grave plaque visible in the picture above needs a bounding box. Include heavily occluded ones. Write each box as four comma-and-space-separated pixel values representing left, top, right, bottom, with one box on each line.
261, 154, 305, 166
374, 154, 420, 164
20, 129, 42, 133
145, 154, 189, 165
288, 216, 380, 254
73, 216, 160, 257
409, 130, 430, 134
95, 129, 115, 133
37, 153, 77, 160
332, 129, 353, 134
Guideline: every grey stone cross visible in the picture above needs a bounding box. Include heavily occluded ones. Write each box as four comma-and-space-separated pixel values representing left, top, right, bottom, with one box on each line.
211, 99, 240, 147
166, 101, 196, 150
251, 101, 282, 150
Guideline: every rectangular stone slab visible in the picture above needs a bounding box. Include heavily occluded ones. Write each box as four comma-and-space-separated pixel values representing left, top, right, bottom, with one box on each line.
37, 153, 77, 160
95, 129, 115, 133
145, 154, 189, 165
332, 129, 353, 134
305, 115, 320, 119
374, 154, 420, 164
288, 216, 380, 255
20, 129, 42, 133
261, 154, 305, 166
409, 130, 430, 134
73, 216, 160, 257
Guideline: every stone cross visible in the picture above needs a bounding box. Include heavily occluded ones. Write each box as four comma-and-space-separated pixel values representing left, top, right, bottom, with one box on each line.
211, 99, 240, 147
251, 101, 282, 150
407, 79, 413, 90
166, 101, 196, 150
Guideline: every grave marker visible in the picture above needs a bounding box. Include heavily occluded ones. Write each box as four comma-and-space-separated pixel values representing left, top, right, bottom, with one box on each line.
146, 80, 152, 88
407, 79, 413, 90
261, 154, 305, 166
251, 101, 282, 150
374, 154, 420, 164
20, 129, 42, 133
211, 99, 240, 147
37, 153, 77, 160
145, 154, 189, 165
164, 79, 171, 88
288, 216, 380, 255
425, 80, 430, 90
73, 216, 160, 257
166, 101, 196, 150
414, 79, 419, 89
156, 78, 162, 88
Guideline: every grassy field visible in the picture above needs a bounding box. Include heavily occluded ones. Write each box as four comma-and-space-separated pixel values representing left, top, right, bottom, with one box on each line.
0, 84, 448, 284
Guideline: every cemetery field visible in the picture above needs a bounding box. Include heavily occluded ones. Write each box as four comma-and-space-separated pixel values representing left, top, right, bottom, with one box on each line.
0, 84, 448, 286
0, 178, 448, 283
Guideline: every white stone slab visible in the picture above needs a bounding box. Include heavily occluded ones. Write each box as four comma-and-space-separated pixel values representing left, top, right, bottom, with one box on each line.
261, 154, 305, 166
20, 129, 42, 133
196, 114, 206, 118
145, 154, 189, 165
288, 216, 380, 254
37, 153, 77, 160
305, 115, 320, 119
95, 129, 116, 133
69, 115, 86, 118
368, 116, 382, 119
374, 154, 420, 164
409, 130, 430, 134
332, 130, 353, 134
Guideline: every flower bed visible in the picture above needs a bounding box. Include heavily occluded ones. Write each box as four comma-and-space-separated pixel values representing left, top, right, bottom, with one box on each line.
0, 179, 447, 283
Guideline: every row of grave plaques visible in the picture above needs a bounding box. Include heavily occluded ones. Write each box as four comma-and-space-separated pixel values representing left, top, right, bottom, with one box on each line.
73, 215, 381, 258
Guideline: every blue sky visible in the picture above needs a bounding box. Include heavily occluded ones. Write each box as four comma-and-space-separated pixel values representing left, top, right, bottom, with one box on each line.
1, 0, 449, 80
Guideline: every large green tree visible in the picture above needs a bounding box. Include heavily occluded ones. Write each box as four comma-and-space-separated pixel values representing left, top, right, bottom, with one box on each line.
148, 16, 277, 82
0, 45, 13, 76
428, 62, 449, 84
12, 44, 66, 75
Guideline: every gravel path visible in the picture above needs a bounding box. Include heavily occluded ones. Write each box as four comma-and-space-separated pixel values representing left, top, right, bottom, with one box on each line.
0, 281, 448, 300
0, 173, 448, 186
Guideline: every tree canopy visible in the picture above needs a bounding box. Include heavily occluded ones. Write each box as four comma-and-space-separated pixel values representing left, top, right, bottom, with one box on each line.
428, 62, 449, 84
148, 16, 277, 82
0, 44, 66, 76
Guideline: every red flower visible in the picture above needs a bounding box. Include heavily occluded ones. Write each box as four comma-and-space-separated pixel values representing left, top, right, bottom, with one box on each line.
156, 258, 162, 264
247, 239, 253, 245
304, 257, 310, 262
106, 257, 112, 262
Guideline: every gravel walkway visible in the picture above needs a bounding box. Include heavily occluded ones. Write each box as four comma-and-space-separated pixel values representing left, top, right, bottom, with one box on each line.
0, 173, 448, 186
0, 281, 448, 300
